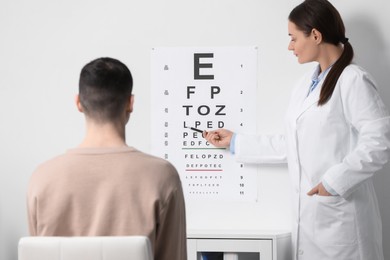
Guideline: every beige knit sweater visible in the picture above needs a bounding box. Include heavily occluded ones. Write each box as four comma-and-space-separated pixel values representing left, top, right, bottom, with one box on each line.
27, 147, 187, 260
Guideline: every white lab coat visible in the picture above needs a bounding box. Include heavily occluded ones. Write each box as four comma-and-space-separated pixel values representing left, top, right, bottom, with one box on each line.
234, 64, 390, 260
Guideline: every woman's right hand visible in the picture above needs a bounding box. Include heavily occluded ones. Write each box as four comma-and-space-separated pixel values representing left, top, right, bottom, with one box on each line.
203, 129, 234, 148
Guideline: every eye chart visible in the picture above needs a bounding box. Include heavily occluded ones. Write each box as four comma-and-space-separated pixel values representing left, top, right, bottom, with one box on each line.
151, 47, 258, 201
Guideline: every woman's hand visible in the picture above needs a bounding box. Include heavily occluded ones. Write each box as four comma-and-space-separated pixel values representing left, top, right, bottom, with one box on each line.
203, 129, 234, 148
307, 182, 332, 196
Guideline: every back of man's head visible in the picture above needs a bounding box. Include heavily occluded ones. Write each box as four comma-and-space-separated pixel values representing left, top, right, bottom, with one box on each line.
79, 57, 133, 123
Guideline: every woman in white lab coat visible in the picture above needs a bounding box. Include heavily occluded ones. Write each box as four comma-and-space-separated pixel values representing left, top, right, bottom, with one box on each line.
204, 0, 390, 259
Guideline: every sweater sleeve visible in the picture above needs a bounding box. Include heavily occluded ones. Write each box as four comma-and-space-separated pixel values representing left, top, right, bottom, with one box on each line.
26, 180, 38, 236
154, 179, 187, 260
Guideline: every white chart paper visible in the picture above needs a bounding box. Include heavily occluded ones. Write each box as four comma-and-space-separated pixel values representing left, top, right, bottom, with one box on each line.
151, 47, 258, 201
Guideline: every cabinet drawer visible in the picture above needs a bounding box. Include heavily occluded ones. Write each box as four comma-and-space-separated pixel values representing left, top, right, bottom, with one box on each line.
194, 239, 272, 253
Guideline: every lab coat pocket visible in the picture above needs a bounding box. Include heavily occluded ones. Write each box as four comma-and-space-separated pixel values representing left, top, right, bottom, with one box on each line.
314, 195, 357, 245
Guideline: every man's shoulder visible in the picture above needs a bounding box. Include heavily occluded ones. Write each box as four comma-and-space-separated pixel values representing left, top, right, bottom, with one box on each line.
132, 150, 179, 179
33, 153, 69, 174
28, 153, 71, 193
121, 150, 182, 197
31, 147, 180, 186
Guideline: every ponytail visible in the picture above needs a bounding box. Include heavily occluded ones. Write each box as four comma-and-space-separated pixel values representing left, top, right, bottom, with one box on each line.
288, 0, 355, 106
318, 40, 354, 105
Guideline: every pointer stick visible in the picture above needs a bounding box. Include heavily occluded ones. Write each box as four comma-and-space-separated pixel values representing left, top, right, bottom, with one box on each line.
190, 127, 204, 133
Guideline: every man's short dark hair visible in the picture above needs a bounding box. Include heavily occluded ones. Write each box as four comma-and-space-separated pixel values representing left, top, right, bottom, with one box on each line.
79, 57, 133, 122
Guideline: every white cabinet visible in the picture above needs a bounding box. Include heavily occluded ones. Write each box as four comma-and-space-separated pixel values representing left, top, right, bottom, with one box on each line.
187, 230, 291, 260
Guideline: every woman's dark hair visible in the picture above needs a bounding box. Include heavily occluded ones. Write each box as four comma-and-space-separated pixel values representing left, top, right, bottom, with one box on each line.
289, 0, 354, 105
79, 57, 133, 122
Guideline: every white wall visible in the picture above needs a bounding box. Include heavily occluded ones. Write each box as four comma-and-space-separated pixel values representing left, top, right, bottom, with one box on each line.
1, 1, 389, 259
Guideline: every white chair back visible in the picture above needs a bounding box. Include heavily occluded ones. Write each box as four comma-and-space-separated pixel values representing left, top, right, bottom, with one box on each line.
18, 236, 153, 260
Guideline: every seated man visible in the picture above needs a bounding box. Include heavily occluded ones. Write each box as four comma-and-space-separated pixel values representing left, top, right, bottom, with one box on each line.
27, 57, 187, 260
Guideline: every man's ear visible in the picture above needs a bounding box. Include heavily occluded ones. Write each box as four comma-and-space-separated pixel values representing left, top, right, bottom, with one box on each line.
75, 94, 83, 113
126, 95, 134, 113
